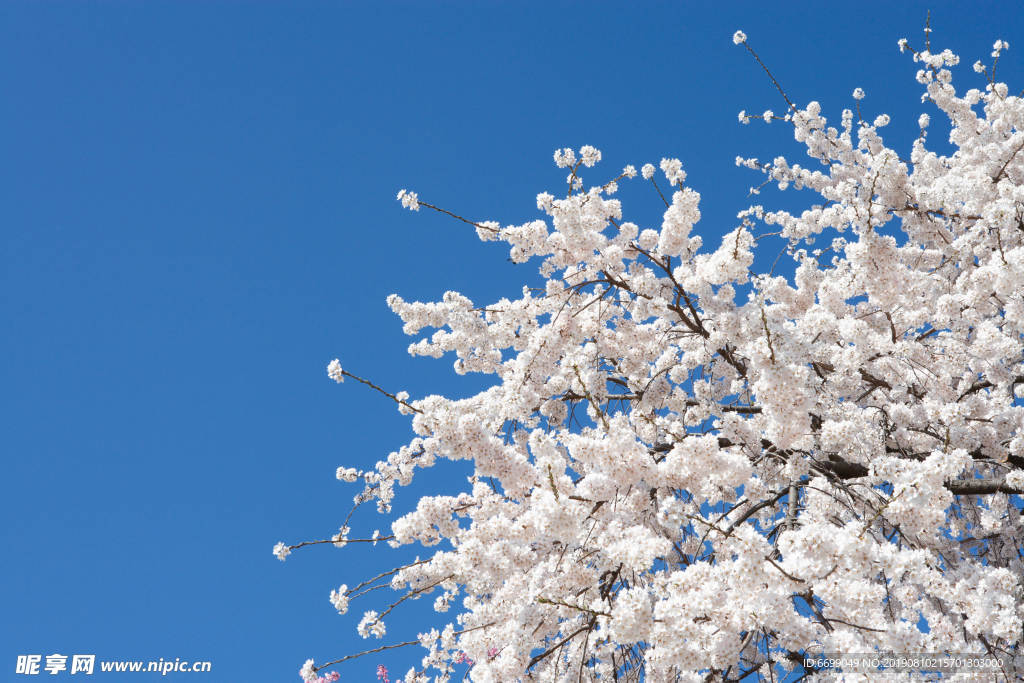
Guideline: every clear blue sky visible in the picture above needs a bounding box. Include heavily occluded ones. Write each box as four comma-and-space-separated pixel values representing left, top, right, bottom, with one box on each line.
3, 2, 1022, 681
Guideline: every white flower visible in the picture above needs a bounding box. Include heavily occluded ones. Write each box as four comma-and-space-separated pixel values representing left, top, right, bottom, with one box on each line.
659, 158, 686, 185
622, 164, 637, 178
637, 228, 659, 250
327, 358, 344, 383
336, 466, 360, 482
273, 542, 290, 562
762, 109, 773, 123
553, 147, 576, 168
299, 659, 317, 683
852, 87, 865, 100
394, 390, 415, 415
738, 109, 749, 124
579, 145, 601, 167
358, 610, 386, 639
640, 163, 655, 180
330, 585, 349, 614
732, 30, 746, 45
918, 113, 930, 128
396, 189, 420, 211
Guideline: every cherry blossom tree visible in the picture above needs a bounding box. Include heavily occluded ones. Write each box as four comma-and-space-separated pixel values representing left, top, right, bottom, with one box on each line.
279, 29, 1024, 681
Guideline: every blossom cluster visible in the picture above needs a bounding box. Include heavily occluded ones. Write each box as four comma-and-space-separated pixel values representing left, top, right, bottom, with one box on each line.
286, 30, 1024, 682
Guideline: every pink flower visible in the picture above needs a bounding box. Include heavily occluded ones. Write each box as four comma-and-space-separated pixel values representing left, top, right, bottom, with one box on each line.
487, 647, 500, 658
376, 664, 390, 683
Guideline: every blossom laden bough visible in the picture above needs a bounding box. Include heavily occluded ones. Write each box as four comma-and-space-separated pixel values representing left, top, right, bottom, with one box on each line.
283, 27, 1024, 682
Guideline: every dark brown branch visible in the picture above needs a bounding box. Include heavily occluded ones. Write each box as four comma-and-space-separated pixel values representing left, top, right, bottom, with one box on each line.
723, 487, 789, 536
653, 437, 1024, 496
417, 200, 499, 234
339, 369, 422, 414
527, 621, 595, 670
994, 137, 1024, 182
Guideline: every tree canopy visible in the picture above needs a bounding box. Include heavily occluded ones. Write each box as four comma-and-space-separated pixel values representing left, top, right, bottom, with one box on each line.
281, 29, 1024, 681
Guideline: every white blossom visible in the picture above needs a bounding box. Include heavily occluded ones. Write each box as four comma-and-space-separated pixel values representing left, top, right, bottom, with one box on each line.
272, 542, 290, 562
357, 610, 386, 639
299, 659, 317, 683
579, 145, 602, 167
659, 158, 686, 185
332, 526, 349, 548
327, 358, 344, 383
553, 147, 576, 168
330, 585, 349, 614
396, 189, 419, 211
336, 466, 359, 482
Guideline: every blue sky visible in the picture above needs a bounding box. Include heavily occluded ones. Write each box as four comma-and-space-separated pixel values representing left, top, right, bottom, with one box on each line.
3, 2, 1023, 681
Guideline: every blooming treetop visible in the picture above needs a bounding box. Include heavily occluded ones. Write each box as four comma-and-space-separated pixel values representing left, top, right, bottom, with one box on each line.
281, 29, 1024, 682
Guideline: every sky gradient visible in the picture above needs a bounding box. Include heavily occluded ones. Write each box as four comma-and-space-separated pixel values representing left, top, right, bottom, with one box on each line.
3, 2, 1024, 681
